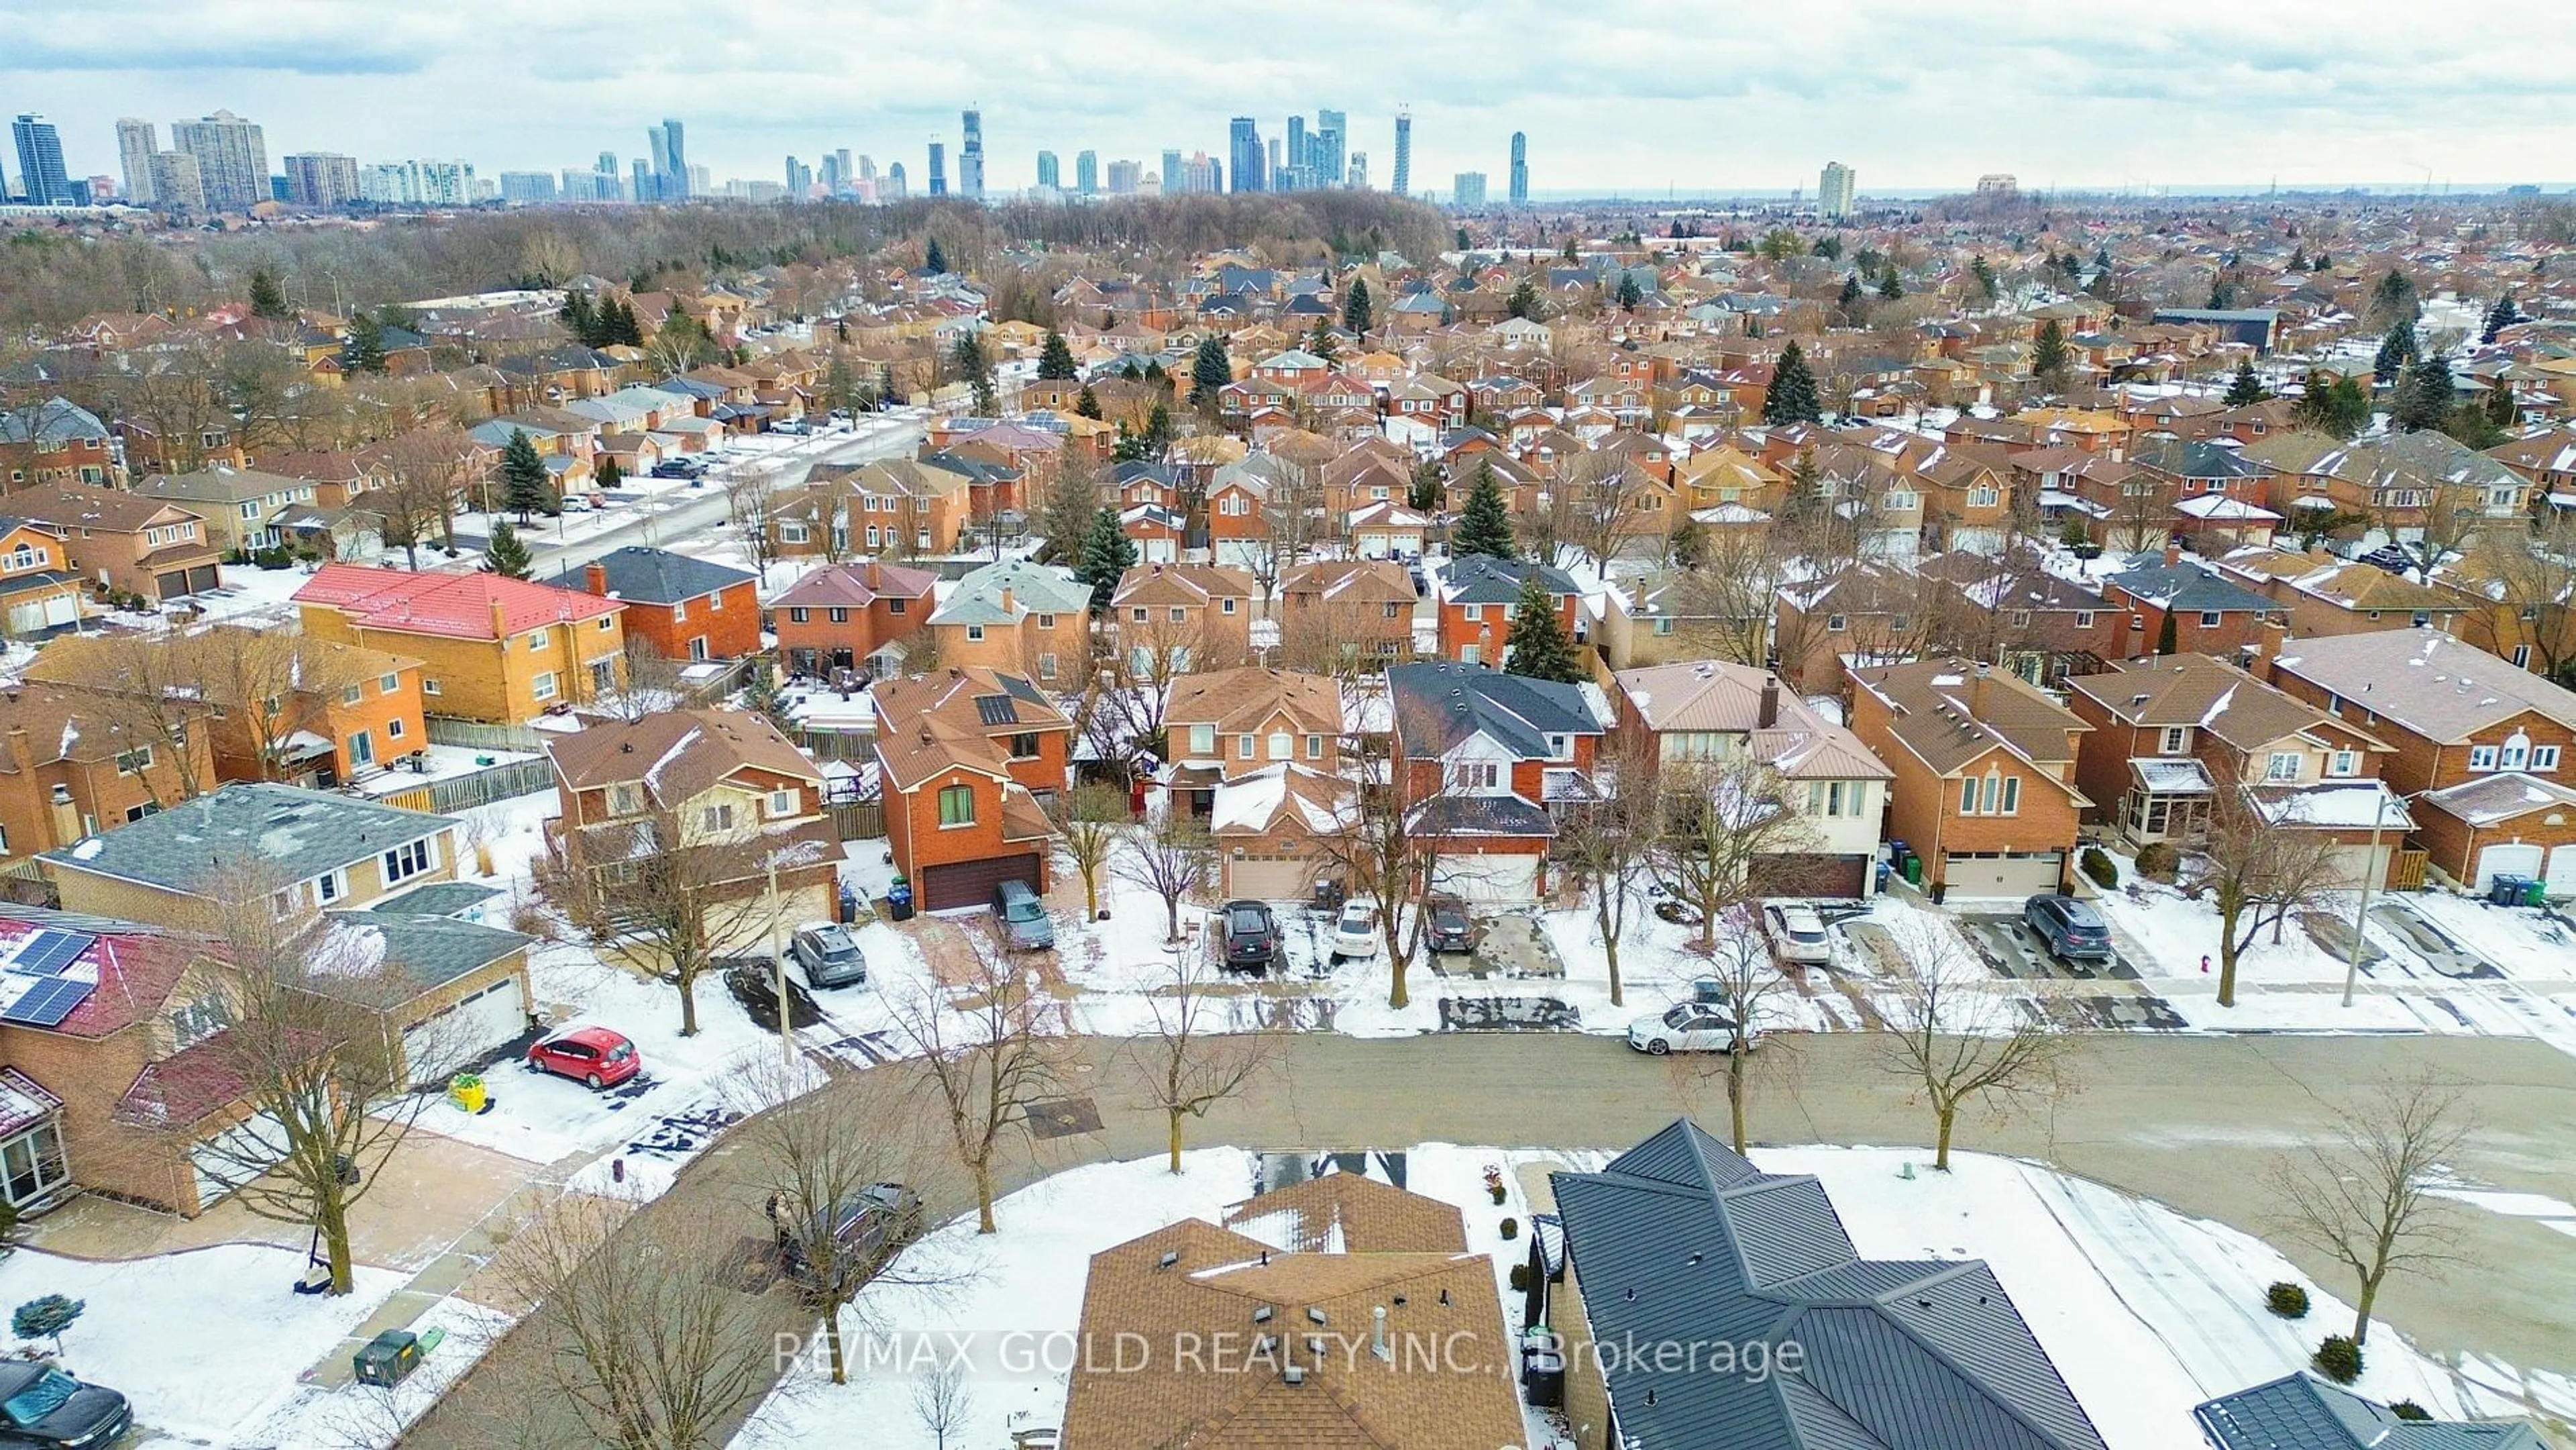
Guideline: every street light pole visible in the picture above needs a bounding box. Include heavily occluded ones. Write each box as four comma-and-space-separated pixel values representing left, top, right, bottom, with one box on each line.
2343, 786, 2413, 1008
769, 851, 794, 1068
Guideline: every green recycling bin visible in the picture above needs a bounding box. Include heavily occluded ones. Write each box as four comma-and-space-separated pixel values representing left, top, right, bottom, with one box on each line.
354, 1329, 421, 1387
2526, 879, 2549, 908
1902, 853, 1923, 886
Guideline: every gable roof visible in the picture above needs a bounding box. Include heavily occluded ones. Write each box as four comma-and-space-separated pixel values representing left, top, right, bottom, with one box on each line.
295, 564, 622, 640
2069, 654, 2383, 755
2195, 1372, 2542, 1450
1851, 658, 2090, 778
870, 668, 1069, 792
768, 560, 938, 609
547, 546, 755, 606
547, 707, 821, 805
1551, 1119, 2109, 1450
2104, 557, 2277, 615
2269, 628, 2576, 741
40, 782, 457, 896
1386, 660, 1603, 760
1615, 660, 1892, 781
1440, 553, 1580, 605
1167, 667, 1342, 737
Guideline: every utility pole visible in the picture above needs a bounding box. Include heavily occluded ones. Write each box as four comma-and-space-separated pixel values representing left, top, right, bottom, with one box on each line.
769, 851, 794, 1067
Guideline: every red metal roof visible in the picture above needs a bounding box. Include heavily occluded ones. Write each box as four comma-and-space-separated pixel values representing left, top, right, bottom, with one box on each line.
295, 563, 621, 641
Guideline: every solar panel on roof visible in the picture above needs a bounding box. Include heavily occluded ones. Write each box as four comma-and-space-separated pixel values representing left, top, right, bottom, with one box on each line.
973, 694, 1019, 726
0, 976, 93, 1028
7, 930, 94, 978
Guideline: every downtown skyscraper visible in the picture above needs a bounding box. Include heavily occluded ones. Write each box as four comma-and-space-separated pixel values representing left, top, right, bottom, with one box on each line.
647, 118, 687, 200
1036, 150, 1061, 190
1313, 109, 1346, 191
1390, 110, 1411, 197
1075, 149, 1097, 196
170, 108, 268, 211
10, 115, 71, 205
115, 118, 158, 204
958, 108, 985, 200
927, 141, 947, 197
1228, 116, 1265, 193
1509, 132, 1527, 205
1819, 161, 1856, 219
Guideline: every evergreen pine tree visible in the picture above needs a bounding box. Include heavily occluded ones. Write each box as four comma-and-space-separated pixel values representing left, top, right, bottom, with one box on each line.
1508, 280, 1540, 321
953, 331, 995, 415
1502, 569, 1581, 683
498, 429, 552, 520
1877, 268, 1904, 301
2031, 320, 2072, 395
2312, 252, 2331, 271
2373, 321, 2418, 388
1037, 329, 1079, 380
1670, 514, 1707, 570
1616, 273, 1644, 311
1073, 505, 1136, 613
1762, 342, 1823, 425
2290, 246, 2307, 271
1407, 461, 1444, 512
1837, 274, 1864, 309
482, 521, 533, 579
2323, 376, 2371, 439
924, 236, 949, 274
595, 456, 623, 490
2486, 374, 2518, 428
1970, 256, 1998, 301
1308, 322, 1339, 364
1342, 278, 1374, 335
1189, 335, 1232, 410
345, 313, 388, 375
2370, 269, 2417, 326
2224, 360, 2267, 407
1075, 384, 1102, 419
608, 297, 644, 346
2482, 293, 2521, 344
2393, 358, 2455, 433
250, 268, 292, 321
1454, 463, 1517, 560
559, 290, 598, 345
878, 364, 898, 408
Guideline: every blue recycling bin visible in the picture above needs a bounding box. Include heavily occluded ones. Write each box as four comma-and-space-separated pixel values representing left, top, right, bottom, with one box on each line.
2489, 874, 2529, 907
887, 878, 915, 922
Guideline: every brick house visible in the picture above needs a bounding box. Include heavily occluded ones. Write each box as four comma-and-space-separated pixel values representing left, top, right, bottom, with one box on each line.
1386, 660, 1605, 901
871, 668, 1070, 911
1163, 668, 1342, 821
2100, 547, 2284, 661
1110, 564, 1256, 678
2065, 653, 2407, 884
2265, 629, 2576, 892
0, 399, 116, 488
924, 559, 1093, 684
544, 708, 837, 936
7, 482, 223, 603
0, 685, 214, 862
2214, 548, 2473, 639
293, 564, 628, 725
0, 517, 87, 637
1435, 555, 1581, 669
771, 560, 938, 678
1277, 560, 1417, 671
551, 546, 761, 662
1848, 658, 2091, 899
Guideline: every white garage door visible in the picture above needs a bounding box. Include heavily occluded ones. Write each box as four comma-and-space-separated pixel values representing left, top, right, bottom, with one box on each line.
1943, 851, 2063, 900
1226, 853, 1319, 901
191, 1111, 292, 1214
2547, 846, 2576, 902
42, 594, 74, 627
2324, 841, 2392, 892
2474, 842, 2546, 893
1431, 853, 1542, 902
400, 976, 528, 1087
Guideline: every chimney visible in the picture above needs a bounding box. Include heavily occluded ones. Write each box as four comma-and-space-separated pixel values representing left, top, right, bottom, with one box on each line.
2162, 539, 2182, 568
586, 561, 608, 597
1371, 1305, 1391, 1362
1758, 676, 1780, 730
866, 559, 881, 590
1971, 660, 1992, 715
2251, 619, 2289, 679
489, 597, 509, 640
1000, 586, 1015, 617
4, 727, 29, 774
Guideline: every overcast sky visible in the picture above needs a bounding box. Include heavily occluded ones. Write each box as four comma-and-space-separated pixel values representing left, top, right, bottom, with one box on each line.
5, 0, 2571, 197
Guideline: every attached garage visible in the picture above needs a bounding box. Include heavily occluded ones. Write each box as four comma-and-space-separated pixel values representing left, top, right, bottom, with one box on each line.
399, 975, 530, 1088
2322, 840, 2395, 892
920, 853, 1043, 912
2548, 845, 2576, 901
1224, 851, 1321, 902
1750, 852, 1870, 900
1430, 851, 1542, 903
1941, 850, 2063, 900
191, 1111, 292, 1215
2473, 842, 2545, 894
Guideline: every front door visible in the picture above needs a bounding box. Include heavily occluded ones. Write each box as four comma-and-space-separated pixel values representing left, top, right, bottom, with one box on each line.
689, 636, 710, 661
350, 730, 374, 767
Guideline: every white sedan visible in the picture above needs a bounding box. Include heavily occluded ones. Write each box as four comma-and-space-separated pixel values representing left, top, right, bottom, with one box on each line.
1331, 902, 1381, 959
1762, 902, 1834, 966
1627, 1002, 1756, 1055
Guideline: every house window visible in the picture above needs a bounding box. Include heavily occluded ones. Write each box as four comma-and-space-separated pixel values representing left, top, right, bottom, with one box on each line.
1009, 734, 1040, 759
2502, 733, 2532, 770
1827, 614, 1847, 632
172, 998, 229, 1049
937, 784, 975, 827
315, 868, 346, 904
782, 522, 810, 543
701, 802, 735, 833
1170, 607, 1187, 624
888, 598, 908, 615
790, 607, 810, 624
1463, 605, 1484, 622
966, 624, 985, 642
1305, 735, 1324, 760
1449, 760, 1501, 791
1267, 732, 1291, 760
608, 783, 643, 815
378, 673, 399, 694
532, 672, 558, 701
767, 789, 799, 819
2160, 727, 2188, 755
598, 616, 614, 631
381, 837, 435, 885
2328, 750, 2359, 778
2469, 745, 2500, 771
527, 631, 550, 651
2075, 611, 2095, 628
2265, 752, 2300, 782
671, 599, 687, 621
1037, 652, 1059, 680
1960, 778, 1979, 814
2000, 776, 2020, 815
1189, 724, 1216, 756
2199, 611, 2222, 628
1237, 734, 1255, 760
2534, 745, 2561, 773
1385, 603, 1404, 619
2008, 611, 2031, 629
826, 607, 849, 625
1132, 608, 1150, 623
423, 678, 441, 696
113, 745, 153, 775
270, 886, 303, 920
342, 684, 364, 705
1036, 613, 1056, 629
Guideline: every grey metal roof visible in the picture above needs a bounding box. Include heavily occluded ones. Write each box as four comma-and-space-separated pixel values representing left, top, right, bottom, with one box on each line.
1549, 1119, 2108, 1450
547, 545, 755, 605
41, 783, 457, 895
2195, 1372, 2543, 1450
1385, 660, 1603, 760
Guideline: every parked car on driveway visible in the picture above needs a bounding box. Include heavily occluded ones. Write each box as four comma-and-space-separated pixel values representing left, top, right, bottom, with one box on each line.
1760, 902, 1834, 966
2023, 893, 2113, 964
993, 880, 1056, 951
1626, 1001, 1755, 1055
526, 1026, 641, 1090
1220, 900, 1283, 974
792, 924, 869, 988
777, 1182, 927, 1296
1331, 902, 1381, 960
0, 1361, 129, 1449
1426, 900, 1478, 955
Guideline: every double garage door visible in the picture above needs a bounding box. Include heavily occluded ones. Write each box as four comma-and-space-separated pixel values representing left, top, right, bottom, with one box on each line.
1941, 851, 2063, 900
1430, 853, 1542, 903
1226, 851, 1322, 902
2471, 841, 2576, 898
399, 976, 531, 1088
920, 853, 1042, 913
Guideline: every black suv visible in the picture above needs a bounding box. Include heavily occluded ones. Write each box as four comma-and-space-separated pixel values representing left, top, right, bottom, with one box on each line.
1426, 901, 1477, 955
0, 1361, 129, 1449
778, 1182, 926, 1298
1220, 900, 1283, 974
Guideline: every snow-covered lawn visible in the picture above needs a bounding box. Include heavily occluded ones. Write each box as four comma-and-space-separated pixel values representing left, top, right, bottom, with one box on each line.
0, 1243, 405, 1445
728, 1143, 2544, 1450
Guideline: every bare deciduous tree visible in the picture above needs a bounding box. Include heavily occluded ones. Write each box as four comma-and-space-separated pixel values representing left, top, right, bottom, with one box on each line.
1046, 783, 1128, 921
1875, 917, 2073, 1171
377, 425, 482, 565
912, 1358, 973, 1450
1648, 755, 1819, 951
726, 463, 784, 578
889, 925, 1073, 1233
1553, 734, 1660, 1008
1690, 918, 1803, 1154
1131, 948, 1277, 1172
1309, 726, 1437, 1010
2267, 1070, 2469, 1346
2192, 784, 2351, 1008
1116, 811, 1215, 942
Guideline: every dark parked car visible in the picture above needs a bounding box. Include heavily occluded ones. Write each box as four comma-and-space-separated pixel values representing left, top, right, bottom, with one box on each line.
649, 458, 702, 480
1220, 899, 1282, 974
792, 925, 869, 988
777, 1182, 927, 1296
2023, 893, 2114, 964
994, 880, 1056, 951
725, 961, 824, 1031
0, 1361, 130, 1449
1426, 901, 1477, 955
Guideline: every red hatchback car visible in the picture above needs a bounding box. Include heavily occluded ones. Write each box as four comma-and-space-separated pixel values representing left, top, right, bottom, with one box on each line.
526, 1027, 641, 1090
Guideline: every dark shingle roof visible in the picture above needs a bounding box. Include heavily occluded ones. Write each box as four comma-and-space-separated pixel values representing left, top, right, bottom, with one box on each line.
549, 545, 756, 605
41, 783, 456, 895
1549, 1119, 2108, 1450
2195, 1372, 2543, 1450
1385, 660, 1602, 760
2105, 558, 2275, 614
1442, 553, 1580, 605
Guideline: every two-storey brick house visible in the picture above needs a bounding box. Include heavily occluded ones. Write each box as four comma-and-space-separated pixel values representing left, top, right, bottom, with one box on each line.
1385, 660, 1605, 901
1435, 555, 1581, 669
771, 560, 938, 679
1848, 658, 2092, 899
872, 668, 1071, 910
552, 546, 761, 662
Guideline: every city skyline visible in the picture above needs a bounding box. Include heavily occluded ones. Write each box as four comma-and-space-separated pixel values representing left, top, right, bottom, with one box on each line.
4, 1, 2570, 195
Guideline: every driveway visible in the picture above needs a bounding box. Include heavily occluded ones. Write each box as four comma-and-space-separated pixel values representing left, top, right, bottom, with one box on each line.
407, 1031, 2576, 1448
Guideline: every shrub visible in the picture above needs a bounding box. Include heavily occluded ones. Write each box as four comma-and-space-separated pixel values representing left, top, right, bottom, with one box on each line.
2080, 847, 2118, 890
2265, 1282, 2310, 1319
1499, 1217, 1519, 1241
2389, 1402, 2430, 1422
2312, 1334, 2363, 1384
1489, 1184, 1507, 1205
10, 1296, 82, 1353
2135, 841, 2182, 882
1507, 1263, 1530, 1293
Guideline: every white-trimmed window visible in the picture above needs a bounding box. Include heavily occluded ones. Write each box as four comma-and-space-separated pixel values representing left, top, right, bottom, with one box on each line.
1189, 724, 1216, 756
381, 837, 435, 886
379, 673, 399, 693
527, 630, 549, 652
423, 678, 441, 696
767, 789, 799, 819
532, 672, 558, 701
2328, 749, 2359, 777
2159, 727, 2188, 754
2469, 744, 2500, 771
1237, 733, 1255, 760
701, 802, 735, 833
114, 745, 154, 775
2265, 752, 2300, 782
387, 717, 405, 740
1448, 760, 1501, 792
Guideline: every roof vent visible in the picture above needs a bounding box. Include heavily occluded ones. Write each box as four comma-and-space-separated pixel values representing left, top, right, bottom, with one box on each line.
1158, 1249, 1179, 1270
1252, 1305, 1273, 1325
1283, 1365, 1307, 1386
1306, 1307, 1326, 1325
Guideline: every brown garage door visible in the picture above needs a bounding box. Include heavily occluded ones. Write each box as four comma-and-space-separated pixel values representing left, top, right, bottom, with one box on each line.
919, 853, 1042, 912
1749, 853, 1869, 899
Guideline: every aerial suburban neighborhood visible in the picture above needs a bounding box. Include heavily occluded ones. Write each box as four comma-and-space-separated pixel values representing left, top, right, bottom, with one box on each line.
0, 14, 2568, 1450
